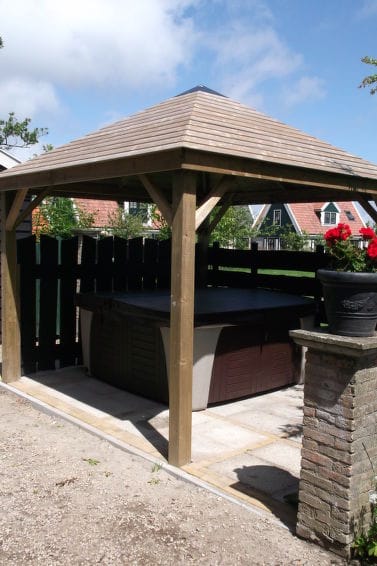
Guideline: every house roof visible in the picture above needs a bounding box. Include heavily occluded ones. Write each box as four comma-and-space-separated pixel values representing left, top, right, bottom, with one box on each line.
74, 198, 119, 227
0, 88, 376, 206
289, 202, 365, 235
256, 201, 366, 236
0, 148, 21, 170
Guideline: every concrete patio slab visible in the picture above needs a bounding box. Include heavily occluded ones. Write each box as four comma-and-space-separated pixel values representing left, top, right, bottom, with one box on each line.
5, 366, 304, 530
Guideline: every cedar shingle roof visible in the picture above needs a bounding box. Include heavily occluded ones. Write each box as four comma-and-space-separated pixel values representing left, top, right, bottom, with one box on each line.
0, 89, 377, 185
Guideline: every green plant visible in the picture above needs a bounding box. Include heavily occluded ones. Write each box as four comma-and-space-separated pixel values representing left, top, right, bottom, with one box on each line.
35, 197, 96, 239
82, 457, 100, 466
106, 206, 145, 239
210, 206, 253, 249
353, 481, 377, 561
324, 223, 377, 272
150, 205, 171, 240
279, 227, 310, 251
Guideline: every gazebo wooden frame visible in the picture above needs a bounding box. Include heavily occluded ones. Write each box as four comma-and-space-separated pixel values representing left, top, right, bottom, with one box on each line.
1, 86, 377, 467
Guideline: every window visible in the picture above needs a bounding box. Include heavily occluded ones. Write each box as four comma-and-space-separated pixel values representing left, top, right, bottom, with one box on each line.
273, 209, 282, 226
323, 211, 337, 225
321, 202, 340, 226
345, 210, 355, 221
128, 202, 148, 223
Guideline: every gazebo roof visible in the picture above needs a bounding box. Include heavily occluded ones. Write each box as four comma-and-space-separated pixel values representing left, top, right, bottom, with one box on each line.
0, 87, 377, 204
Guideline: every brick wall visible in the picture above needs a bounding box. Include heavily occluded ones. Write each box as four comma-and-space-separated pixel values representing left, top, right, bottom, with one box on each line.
292, 331, 377, 559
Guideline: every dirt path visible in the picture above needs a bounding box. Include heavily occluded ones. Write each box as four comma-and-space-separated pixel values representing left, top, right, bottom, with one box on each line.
0, 388, 343, 565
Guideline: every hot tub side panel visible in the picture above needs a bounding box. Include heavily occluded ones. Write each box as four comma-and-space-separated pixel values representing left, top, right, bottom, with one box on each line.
90, 311, 169, 403
208, 325, 296, 404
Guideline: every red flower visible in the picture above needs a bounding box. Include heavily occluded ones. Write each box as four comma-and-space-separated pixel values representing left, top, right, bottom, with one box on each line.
367, 238, 377, 260
324, 223, 351, 246
360, 227, 377, 240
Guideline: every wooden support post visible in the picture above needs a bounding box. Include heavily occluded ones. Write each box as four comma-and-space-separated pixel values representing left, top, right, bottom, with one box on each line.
1, 192, 22, 382
168, 170, 197, 467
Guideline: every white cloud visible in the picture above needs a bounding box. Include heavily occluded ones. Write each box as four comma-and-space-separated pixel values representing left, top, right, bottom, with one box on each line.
282, 76, 326, 107
0, 77, 59, 117
0, 0, 198, 90
0, 0, 327, 125
204, 19, 302, 107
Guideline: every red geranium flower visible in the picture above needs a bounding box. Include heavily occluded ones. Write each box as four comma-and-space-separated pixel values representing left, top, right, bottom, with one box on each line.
367, 238, 377, 260
323, 223, 377, 272
360, 227, 377, 240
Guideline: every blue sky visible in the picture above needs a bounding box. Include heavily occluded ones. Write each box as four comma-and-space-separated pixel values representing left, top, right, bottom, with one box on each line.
0, 0, 376, 164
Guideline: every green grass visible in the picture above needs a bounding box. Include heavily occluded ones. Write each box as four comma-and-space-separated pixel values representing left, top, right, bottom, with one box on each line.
259, 269, 315, 278
218, 266, 315, 278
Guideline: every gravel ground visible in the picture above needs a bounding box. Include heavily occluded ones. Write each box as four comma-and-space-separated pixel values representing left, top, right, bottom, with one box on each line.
0, 388, 344, 565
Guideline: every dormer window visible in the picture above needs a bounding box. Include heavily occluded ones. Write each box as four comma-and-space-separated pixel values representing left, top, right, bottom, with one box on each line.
324, 211, 337, 225
321, 202, 340, 226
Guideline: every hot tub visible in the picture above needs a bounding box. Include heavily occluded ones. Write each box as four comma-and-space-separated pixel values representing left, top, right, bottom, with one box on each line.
76, 288, 314, 410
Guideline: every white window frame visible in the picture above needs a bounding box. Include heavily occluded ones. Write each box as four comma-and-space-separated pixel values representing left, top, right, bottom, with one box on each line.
273, 209, 282, 226
323, 211, 337, 225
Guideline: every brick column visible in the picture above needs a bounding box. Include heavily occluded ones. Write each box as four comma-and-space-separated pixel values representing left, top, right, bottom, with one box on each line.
290, 329, 377, 560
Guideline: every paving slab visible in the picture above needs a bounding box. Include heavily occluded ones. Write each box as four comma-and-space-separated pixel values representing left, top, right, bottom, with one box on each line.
6, 366, 304, 529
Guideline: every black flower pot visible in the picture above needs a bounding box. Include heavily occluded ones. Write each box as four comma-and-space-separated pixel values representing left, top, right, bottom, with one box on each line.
317, 269, 377, 337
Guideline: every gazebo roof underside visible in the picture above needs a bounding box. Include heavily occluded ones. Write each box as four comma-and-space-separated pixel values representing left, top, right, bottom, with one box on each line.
0, 89, 377, 205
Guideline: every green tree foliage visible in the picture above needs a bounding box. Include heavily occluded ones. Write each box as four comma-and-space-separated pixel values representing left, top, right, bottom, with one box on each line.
0, 112, 48, 149
359, 56, 377, 95
106, 206, 145, 239
0, 35, 48, 148
257, 221, 310, 251
150, 205, 171, 240
209, 206, 253, 249
35, 197, 96, 239
279, 227, 309, 251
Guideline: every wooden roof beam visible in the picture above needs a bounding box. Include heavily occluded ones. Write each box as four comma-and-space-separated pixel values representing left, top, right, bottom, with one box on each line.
5, 188, 29, 231
139, 174, 172, 226
357, 197, 377, 225
182, 150, 377, 195
0, 149, 184, 192
195, 176, 233, 231
12, 188, 50, 229
199, 193, 233, 236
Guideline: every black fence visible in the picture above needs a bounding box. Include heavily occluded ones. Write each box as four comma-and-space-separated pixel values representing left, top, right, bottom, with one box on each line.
17, 235, 331, 373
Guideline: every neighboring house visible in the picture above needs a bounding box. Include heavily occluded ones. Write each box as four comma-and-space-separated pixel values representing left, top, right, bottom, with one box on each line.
74, 199, 156, 233
33, 197, 158, 237
253, 201, 366, 250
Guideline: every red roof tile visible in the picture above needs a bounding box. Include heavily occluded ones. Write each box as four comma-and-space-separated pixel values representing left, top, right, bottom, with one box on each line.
289, 202, 365, 235
74, 198, 119, 227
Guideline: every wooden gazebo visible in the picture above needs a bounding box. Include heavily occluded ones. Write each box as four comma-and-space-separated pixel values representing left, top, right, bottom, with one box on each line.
2, 86, 377, 468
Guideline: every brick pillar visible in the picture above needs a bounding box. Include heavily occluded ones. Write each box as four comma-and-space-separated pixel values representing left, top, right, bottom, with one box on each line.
290, 329, 377, 560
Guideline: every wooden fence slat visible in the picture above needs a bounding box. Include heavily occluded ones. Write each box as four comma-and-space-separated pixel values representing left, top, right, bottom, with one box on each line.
80, 236, 96, 293
18, 235, 37, 373
38, 235, 58, 370
128, 237, 143, 290
143, 238, 158, 290
60, 237, 80, 366
96, 237, 114, 292
157, 238, 171, 289
113, 236, 128, 292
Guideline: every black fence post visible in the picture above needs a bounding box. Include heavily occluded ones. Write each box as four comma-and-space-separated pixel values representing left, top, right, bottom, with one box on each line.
250, 241, 258, 288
